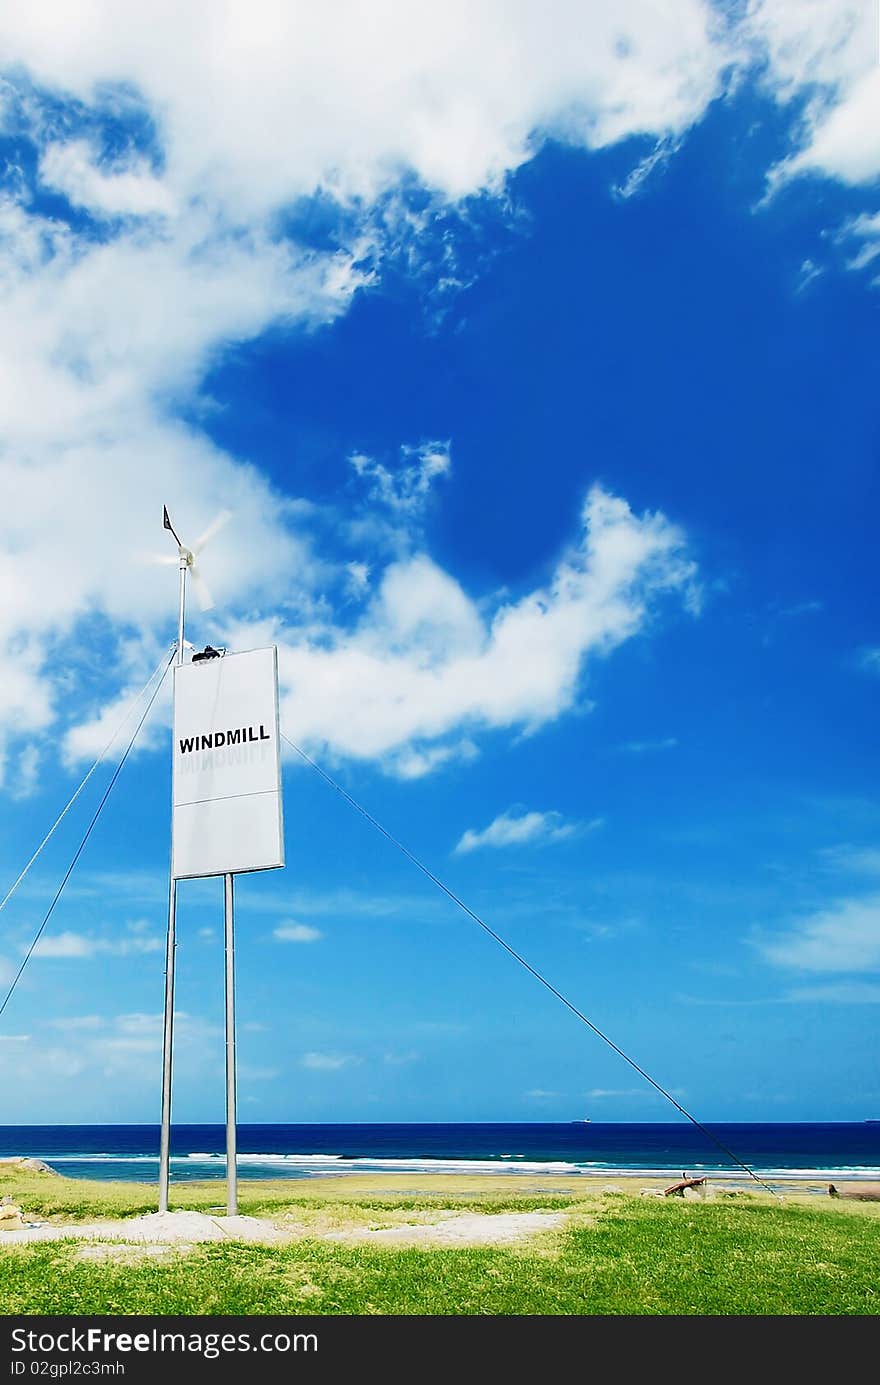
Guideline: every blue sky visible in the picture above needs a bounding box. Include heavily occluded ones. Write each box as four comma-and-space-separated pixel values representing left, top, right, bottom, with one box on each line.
0, 2, 878, 1125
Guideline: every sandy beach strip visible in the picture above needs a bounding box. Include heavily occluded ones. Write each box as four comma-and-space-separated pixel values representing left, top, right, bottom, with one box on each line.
2, 1162, 877, 1253
3, 1156, 875, 1198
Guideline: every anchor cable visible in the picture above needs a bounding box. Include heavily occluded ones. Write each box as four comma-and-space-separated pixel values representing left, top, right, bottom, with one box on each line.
281, 730, 780, 1198
0, 650, 176, 1019
0, 648, 175, 922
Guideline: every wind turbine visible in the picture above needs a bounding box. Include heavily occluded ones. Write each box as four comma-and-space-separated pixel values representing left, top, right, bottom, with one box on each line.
156, 502, 231, 1213
158, 505, 232, 629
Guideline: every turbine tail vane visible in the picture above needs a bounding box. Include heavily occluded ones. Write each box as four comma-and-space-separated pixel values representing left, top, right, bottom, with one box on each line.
158, 504, 233, 621
162, 506, 182, 548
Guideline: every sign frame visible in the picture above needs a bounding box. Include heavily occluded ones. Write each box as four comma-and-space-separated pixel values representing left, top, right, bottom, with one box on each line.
171, 645, 285, 881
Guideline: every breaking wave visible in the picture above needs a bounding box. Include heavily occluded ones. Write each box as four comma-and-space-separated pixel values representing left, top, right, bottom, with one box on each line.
33, 1152, 880, 1182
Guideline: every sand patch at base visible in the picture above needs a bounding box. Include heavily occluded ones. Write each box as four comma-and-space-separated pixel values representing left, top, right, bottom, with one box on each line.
0, 1207, 568, 1249
0, 1210, 290, 1247
324, 1211, 567, 1245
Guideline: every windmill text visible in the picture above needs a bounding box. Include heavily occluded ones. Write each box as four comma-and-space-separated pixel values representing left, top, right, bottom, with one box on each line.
179, 726, 271, 753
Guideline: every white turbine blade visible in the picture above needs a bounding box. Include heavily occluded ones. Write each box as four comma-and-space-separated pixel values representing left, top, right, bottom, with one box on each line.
190, 565, 215, 611
141, 552, 181, 566
192, 509, 232, 555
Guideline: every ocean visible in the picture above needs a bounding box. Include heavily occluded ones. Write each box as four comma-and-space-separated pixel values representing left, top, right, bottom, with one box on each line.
2, 1122, 878, 1184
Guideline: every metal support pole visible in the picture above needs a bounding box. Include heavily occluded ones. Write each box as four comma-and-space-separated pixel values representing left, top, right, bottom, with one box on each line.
157, 879, 176, 1212
224, 872, 238, 1216
158, 558, 187, 1212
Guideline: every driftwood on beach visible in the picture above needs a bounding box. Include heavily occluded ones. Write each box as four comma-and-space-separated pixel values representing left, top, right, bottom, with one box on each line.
663, 1176, 707, 1197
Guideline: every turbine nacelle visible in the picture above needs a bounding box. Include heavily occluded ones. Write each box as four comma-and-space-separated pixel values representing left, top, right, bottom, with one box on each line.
152, 505, 233, 612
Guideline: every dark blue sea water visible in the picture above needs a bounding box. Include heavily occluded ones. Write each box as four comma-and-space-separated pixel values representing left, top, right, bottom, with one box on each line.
2, 1123, 878, 1184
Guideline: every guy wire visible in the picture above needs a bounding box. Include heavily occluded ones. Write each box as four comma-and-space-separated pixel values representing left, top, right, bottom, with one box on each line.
0, 647, 176, 921
0, 650, 176, 1019
281, 730, 781, 1200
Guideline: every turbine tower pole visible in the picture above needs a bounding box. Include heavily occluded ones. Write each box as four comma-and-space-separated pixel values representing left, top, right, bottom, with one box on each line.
224, 871, 238, 1215
158, 515, 187, 1213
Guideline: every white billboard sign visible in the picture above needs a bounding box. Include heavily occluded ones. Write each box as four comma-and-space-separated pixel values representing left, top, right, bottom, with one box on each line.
172, 646, 284, 880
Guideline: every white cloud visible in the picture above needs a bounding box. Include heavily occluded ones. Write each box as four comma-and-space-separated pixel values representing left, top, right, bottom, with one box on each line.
783, 69, 880, 187
349, 442, 451, 515
526, 1088, 561, 1099
39, 140, 175, 218
0, 3, 731, 213
345, 562, 371, 596
838, 212, 880, 276
455, 808, 590, 854
857, 646, 880, 674
225, 884, 438, 920
48, 1015, 104, 1030
0, 1009, 219, 1087
756, 894, 880, 973
30, 930, 163, 959
796, 257, 822, 294
274, 486, 698, 775
613, 136, 683, 200
300, 1051, 360, 1071
391, 739, 478, 781
88, 1012, 219, 1076
0, 1034, 30, 1043
62, 675, 171, 767
747, 0, 880, 187
777, 599, 823, 617
746, 0, 875, 92
0, 2, 873, 789
0, 204, 359, 774
273, 923, 323, 944
821, 845, 880, 876
30, 932, 100, 959
7, 745, 41, 799
586, 1087, 653, 1099
0, 1044, 87, 1082
784, 982, 880, 1004
616, 736, 679, 754
0, 4, 728, 783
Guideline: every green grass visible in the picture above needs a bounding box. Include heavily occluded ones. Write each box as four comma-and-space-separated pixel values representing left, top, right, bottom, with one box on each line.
1, 1171, 878, 1315
0, 1169, 588, 1220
